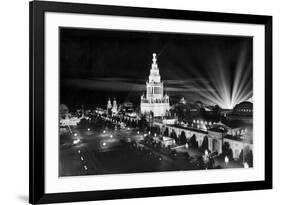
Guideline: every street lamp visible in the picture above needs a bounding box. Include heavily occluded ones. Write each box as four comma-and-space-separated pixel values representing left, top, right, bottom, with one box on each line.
224, 156, 229, 168
73, 138, 80, 145
205, 149, 209, 156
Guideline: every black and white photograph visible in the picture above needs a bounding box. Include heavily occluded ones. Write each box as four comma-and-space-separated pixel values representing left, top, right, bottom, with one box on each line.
59, 28, 254, 177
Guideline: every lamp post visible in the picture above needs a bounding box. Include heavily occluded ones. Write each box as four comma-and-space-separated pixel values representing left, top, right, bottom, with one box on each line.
205, 149, 209, 156
224, 156, 229, 168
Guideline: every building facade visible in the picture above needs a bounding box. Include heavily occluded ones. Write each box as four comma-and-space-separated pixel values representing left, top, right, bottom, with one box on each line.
154, 121, 252, 161
140, 53, 170, 117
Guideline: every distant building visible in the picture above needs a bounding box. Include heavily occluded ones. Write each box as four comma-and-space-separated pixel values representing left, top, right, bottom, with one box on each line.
107, 98, 112, 110
154, 118, 253, 161
121, 101, 134, 113
227, 101, 253, 122
179, 97, 187, 104
233, 101, 253, 115
140, 53, 170, 117
60, 117, 81, 127
112, 98, 118, 114
59, 104, 81, 127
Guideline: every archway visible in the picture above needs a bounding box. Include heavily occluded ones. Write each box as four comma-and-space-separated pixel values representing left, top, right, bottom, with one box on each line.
170, 129, 177, 140
222, 141, 233, 159
163, 127, 169, 137
212, 139, 220, 153
234, 149, 240, 159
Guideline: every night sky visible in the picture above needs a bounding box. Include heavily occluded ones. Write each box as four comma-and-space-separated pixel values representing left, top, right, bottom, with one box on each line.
60, 27, 253, 109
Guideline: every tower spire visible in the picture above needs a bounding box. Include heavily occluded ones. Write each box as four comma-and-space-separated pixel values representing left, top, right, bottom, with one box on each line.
152, 53, 157, 64
141, 52, 170, 117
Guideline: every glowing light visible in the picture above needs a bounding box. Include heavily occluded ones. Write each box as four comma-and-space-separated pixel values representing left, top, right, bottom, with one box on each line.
110, 135, 113, 138
102, 142, 106, 146
103, 130, 106, 133
87, 128, 90, 131
184, 46, 252, 109
205, 150, 209, 156
74, 133, 78, 137
224, 156, 229, 164
137, 131, 140, 134
73, 139, 80, 145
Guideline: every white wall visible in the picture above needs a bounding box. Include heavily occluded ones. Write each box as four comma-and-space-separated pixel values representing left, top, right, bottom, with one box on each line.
0, 0, 280, 204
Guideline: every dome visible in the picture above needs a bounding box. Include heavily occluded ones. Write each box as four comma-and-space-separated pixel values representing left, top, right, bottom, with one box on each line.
233, 101, 253, 115
234, 101, 253, 109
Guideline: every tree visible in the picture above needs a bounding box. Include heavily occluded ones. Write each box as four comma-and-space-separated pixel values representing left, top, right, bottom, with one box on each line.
244, 149, 253, 167
179, 131, 187, 145
200, 136, 209, 151
189, 134, 198, 148
170, 130, 178, 144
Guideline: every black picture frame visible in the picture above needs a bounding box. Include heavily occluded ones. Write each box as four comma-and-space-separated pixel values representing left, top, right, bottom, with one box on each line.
29, 0, 272, 204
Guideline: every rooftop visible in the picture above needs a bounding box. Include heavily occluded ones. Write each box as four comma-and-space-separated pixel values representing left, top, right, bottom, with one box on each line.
224, 134, 253, 144
221, 120, 252, 129
168, 124, 208, 134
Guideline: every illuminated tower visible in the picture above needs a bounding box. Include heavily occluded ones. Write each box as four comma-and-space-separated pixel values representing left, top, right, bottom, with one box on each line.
107, 98, 112, 110
140, 53, 170, 117
112, 98, 118, 114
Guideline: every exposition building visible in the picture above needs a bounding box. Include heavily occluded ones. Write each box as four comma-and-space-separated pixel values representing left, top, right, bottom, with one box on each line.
140, 53, 170, 117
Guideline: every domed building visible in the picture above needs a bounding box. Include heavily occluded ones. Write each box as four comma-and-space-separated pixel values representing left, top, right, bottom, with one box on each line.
233, 101, 253, 116
227, 101, 253, 122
